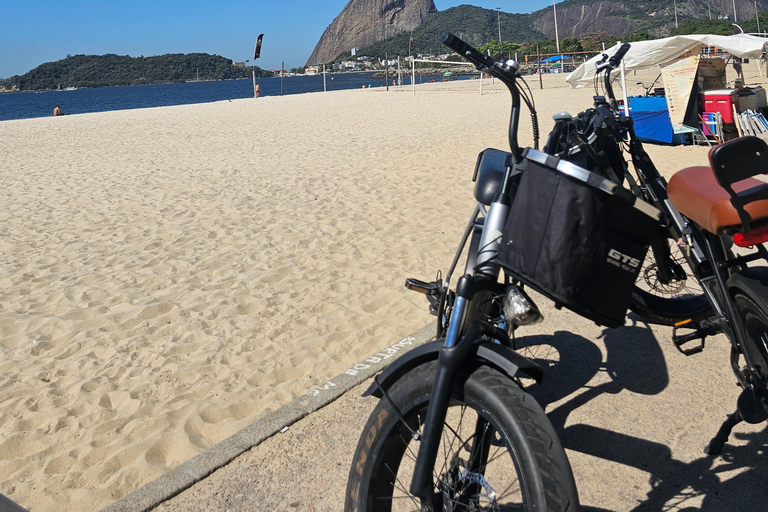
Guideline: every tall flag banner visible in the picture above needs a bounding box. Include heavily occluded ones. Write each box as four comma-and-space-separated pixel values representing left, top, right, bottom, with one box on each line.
254, 34, 264, 61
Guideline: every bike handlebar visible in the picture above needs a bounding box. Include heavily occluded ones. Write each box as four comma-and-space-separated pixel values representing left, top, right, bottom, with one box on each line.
440, 33, 496, 70
609, 43, 631, 69
596, 43, 631, 111
440, 32, 519, 86
440, 32, 530, 159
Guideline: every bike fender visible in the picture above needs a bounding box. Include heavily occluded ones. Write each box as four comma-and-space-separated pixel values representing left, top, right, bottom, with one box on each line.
363, 339, 544, 398
726, 267, 768, 304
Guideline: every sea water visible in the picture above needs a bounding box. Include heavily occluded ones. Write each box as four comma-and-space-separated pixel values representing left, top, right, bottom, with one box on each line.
0, 73, 468, 121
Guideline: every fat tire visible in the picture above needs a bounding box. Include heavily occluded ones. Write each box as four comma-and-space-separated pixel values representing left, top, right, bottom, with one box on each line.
728, 268, 768, 398
345, 361, 578, 512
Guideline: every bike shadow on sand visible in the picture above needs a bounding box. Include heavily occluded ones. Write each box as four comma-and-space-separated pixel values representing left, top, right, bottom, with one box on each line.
514, 317, 768, 511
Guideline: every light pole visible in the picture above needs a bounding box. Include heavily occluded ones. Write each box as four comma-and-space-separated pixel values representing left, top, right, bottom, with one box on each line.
709, 1, 712, 20
756, 1, 761, 33
673, 0, 678, 28
733, 0, 738, 21
496, 7, 502, 42
553, 0, 560, 54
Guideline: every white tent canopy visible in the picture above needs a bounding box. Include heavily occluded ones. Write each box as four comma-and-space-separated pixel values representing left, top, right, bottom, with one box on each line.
566, 33, 768, 87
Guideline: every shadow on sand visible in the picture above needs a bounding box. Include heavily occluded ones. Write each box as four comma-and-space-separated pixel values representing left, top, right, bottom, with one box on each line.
516, 318, 768, 511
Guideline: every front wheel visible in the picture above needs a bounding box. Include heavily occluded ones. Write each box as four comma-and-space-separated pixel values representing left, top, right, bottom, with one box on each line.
345, 361, 579, 512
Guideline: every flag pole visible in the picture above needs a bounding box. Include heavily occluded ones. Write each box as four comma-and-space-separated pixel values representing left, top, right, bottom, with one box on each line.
252, 34, 264, 99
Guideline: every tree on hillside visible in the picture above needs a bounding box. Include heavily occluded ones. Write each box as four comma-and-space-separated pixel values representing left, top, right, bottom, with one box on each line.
478, 40, 522, 59
736, 11, 768, 32
579, 31, 616, 52
624, 30, 654, 42
670, 19, 732, 35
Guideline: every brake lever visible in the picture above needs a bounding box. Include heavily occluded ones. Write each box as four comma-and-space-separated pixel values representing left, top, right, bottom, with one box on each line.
595, 53, 611, 72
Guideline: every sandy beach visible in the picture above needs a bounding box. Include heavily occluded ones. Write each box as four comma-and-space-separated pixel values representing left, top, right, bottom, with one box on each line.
1, 63, 766, 511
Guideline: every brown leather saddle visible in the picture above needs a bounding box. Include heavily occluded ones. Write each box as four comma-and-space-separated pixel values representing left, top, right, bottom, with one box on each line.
667, 136, 768, 235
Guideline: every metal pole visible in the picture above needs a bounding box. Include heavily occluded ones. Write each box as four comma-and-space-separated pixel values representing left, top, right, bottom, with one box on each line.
411, 56, 416, 95
252, 68, 257, 98
674, 0, 679, 28
397, 56, 401, 87
620, 54, 629, 117
385, 52, 389, 91
553, 0, 560, 54
756, 1, 761, 33
709, 1, 712, 20
733, 0, 738, 22
479, 70, 483, 95
280, 61, 284, 96
496, 7, 502, 41
537, 44, 543, 89
323, 64, 327, 92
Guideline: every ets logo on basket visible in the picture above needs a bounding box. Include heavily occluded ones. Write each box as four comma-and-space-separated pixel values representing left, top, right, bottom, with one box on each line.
606, 248, 642, 272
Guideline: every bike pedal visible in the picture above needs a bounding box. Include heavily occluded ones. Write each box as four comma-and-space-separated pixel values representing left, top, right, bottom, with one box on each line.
405, 278, 441, 296
672, 319, 715, 356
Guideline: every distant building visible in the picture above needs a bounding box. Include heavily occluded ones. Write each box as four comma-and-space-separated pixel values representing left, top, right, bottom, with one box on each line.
351, 47, 359, 56
306, 66, 320, 75
233, 62, 246, 68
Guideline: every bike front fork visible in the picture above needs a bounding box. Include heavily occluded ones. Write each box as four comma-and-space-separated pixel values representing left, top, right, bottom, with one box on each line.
409, 275, 504, 508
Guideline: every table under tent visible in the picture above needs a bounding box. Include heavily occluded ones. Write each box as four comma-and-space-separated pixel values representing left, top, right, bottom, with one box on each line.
566, 34, 768, 145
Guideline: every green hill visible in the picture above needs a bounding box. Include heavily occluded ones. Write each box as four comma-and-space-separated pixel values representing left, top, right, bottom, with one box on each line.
2, 53, 271, 92
360, 5, 545, 59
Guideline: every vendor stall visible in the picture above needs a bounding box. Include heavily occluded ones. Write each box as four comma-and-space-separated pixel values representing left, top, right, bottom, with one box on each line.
567, 34, 768, 144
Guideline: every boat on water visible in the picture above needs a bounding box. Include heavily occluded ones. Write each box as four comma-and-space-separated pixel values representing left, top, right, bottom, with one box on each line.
65, 87, 77, 91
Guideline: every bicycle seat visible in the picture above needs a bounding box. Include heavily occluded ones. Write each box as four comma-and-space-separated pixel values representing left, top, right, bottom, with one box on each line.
668, 166, 768, 234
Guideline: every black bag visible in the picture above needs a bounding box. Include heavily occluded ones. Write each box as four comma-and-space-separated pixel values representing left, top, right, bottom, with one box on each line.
499, 149, 661, 327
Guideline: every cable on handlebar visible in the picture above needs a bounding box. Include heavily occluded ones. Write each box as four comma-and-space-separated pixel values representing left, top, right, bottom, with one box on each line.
517, 76, 539, 149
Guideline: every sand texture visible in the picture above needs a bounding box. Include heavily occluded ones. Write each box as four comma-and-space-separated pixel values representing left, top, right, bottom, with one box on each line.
1, 63, 766, 511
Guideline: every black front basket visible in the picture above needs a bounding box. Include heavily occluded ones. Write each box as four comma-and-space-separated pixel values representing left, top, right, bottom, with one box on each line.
499, 149, 662, 328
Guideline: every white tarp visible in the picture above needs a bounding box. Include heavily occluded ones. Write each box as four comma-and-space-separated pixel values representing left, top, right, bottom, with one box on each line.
566, 33, 768, 87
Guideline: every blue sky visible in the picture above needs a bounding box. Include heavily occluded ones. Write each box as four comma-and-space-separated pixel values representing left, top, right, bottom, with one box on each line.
0, 1, 556, 78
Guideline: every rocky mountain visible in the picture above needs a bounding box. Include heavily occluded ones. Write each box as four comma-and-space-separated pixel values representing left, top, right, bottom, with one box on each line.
306, 0, 437, 65
308, 0, 768, 65
531, 0, 768, 40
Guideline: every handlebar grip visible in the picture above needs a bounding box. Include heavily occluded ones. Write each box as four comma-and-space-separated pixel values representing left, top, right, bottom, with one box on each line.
441, 32, 494, 68
609, 43, 631, 68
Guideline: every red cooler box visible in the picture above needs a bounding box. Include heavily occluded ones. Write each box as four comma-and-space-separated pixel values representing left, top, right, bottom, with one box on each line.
700, 89, 740, 123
